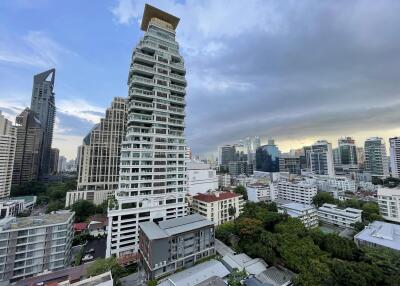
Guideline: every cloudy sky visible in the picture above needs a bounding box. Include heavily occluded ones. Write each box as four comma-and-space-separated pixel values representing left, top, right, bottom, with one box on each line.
1, 0, 400, 159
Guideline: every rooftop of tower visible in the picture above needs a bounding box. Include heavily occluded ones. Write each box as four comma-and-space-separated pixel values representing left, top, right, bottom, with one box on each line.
141, 4, 180, 31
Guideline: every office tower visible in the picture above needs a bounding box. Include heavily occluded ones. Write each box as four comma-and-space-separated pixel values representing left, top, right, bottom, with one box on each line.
302, 146, 312, 170
49, 148, 59, 174
357, 147, 365, 170
106, 4, 187, 259
0, 112, 17, 198
364, 137, 389, 177
218, 145, 236, 170
0, 210, 74, 283
337, 137, 358, 169
57, 156, 67, 173
255, 139, 280, 173
228, 161, 253, 176
389, 137, 400, 178
12, 108, 43, 186
240, 136, 260, 164
66, 98, 127, 207
332, 148, 341, 165
309, 140, 334, 176
30, 69, 56, 178
279, 153, 301, 175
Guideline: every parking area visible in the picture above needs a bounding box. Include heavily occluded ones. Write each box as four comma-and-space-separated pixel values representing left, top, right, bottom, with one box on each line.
82, 237, 107, 262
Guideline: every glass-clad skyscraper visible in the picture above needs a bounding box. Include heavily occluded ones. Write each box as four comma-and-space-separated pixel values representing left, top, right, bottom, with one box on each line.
106, 4, 187, 258
255, 139, 280, 172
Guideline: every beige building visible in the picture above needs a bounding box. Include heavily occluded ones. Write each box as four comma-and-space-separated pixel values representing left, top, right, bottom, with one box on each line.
378, 186, 400, 223
191, 191, 243, 225
66, 98, 127, 207
0, 112, 16, 199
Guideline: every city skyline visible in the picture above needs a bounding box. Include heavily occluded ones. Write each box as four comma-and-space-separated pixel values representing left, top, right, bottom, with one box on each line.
1, 0, 400, 159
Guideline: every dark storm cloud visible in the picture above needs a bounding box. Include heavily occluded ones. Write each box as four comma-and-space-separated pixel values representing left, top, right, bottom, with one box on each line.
181, 1, 400, 153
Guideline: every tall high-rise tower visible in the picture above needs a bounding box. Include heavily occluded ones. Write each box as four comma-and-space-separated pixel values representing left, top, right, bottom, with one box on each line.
364, 137, 389, 178
309, 140, 335, 176
106, 4, 187, 258
30, 69, 56, 177
389, 137, 400, 178
12, 108, 43, 186
65, 97, 127, 207
0, 112, 17, 198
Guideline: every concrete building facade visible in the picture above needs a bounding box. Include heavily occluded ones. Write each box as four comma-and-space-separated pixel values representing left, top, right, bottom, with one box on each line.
0, 112, 16, 199
317, 203, 362, 228
66, 98, 127, 207
191, 191, 243, 225
377, 187, 400, 223
278, 202, 318, 228
276, 180, 317, 205
0, 211, 74, 283
364, 137, 389, 178
187, 161, 218, 196
106, 5, 187, 258
139, 214, 215, 279
389, 137, 400, 178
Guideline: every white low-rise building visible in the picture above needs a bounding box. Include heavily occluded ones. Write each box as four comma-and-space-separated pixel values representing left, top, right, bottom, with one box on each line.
354, 221, 400, 251
276, 180, 317, 205
0, 210, 74, 282
278, 202, 318, 228
377, 187, 400, 223
187, 161, 218, 196
191, 191, 243, 225
246, 183, 273, 202
0, 200, 25, 218
318, 203, 362, 228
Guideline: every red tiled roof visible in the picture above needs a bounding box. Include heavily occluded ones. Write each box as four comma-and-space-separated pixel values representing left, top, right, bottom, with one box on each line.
73, 223, 88, 231
193, 192, 240, 203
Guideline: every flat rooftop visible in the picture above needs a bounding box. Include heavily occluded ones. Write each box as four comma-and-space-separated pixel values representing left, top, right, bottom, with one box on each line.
318, 203, 362, 218
0, 210, 74, 231
280, 202, 315, 212
141, 4, 180, 31
354, 221, 400, 251
140, 214, 213, 240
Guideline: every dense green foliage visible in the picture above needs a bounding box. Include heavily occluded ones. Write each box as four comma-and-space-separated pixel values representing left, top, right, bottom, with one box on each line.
216, 202, 400, 285
11, 180, 77, 213
70, 200, 106, 222
87, 257, 127, 285
233, 185, 248, 200
227, 269, 247, 286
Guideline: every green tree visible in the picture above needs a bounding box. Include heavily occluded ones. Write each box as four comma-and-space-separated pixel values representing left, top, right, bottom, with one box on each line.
227, 269, 247, 286
71, 200, 98, 222
228, 206, 236, 217
147, 280, 157, 286
312, 192, 336, 207
362, 202, 383, 222
87, 257, 126, 282
234, 185, 247, 200
215, 222, 235, 244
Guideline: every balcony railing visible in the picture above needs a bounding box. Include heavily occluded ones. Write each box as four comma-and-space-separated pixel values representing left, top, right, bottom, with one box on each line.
134, 52, 155, 61
131, 76, 154, 85
169, 95, 184, 102
170, 84, 185, 92
132, 64, 154, 73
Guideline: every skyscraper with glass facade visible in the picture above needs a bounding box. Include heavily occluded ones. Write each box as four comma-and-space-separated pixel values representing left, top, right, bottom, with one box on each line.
106, 4, 187, 258
255, 139, 280, 173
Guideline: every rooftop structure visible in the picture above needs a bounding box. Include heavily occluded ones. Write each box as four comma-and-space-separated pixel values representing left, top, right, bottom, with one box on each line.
222, 253, 268, 276
278, 202, 318, 228
354, 221, 400, 251
141, 4, 180, 31
318, 203, 362, 229
158, 259, 229, 286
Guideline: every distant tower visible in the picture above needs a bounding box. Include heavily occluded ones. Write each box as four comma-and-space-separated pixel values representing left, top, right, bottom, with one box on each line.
0, 112, 17, 198
30, 69, 56, 178
389, 137, 400, 178
364, 137, 389, 178
309, 140, 335, 176
12, 108, 43, 186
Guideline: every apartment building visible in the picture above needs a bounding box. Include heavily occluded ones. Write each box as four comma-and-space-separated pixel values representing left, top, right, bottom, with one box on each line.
389, 137, 400, 178
0, 210, 74, 283
0, 200, 25, 219
0, 112, 16, 199
364, 137, 389, 178
139, 214, 215, 279
187, 161, 218, 196
377, 187, 400, 223
191, 191, 243, 225
354, 221, 400, 252
276, 180, 317, 205
278, 202, 318, 228
66, 97, 127, 207
317, 203, 362, 228
106, 4, 188, 258
246, 183, 273, 202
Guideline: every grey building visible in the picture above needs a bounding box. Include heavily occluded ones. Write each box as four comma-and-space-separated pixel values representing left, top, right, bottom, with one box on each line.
218, 145, 237, 170
0, 210, 74, 283
279, 154, 301, 175
364, 137, 389, 178
30, 69, 56, 178
49, 148, 59, 175
228, 161, 253, 176
139, 214, 215, 280
12, 108, 43, 186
